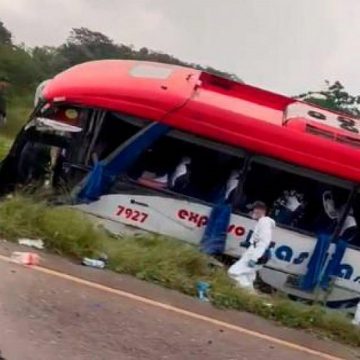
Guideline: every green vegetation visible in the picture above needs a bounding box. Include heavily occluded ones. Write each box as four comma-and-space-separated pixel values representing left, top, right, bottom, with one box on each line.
0, 197, 103, 258
0, 93, 32, 161
0, 135, 11, 160
0, 196, 359, 347
297, 80, 360, 118
3, 94, 33, 137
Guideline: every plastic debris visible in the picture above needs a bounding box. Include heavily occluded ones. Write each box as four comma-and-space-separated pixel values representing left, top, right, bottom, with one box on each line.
18, 238, 44, 250
207, 257, 224, 268
82, 257, 106, 269
196, 281, 210, 302
11, 252, 40, 266
98, 253, 109, 264
352, 301, 360, 326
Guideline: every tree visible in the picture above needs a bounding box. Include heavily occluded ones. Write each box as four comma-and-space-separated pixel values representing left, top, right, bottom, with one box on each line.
297, 81, 360, 118
58, 27, 241, 81
0, 22, 243, 94
57, 27, 125, 68
0, 45, 42, 91
31, 46, 65, 78
0, 21, 12, 46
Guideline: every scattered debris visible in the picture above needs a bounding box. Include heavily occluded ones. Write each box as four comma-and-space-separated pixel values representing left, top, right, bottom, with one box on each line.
98, 253, 109, 264
196, 281, 210, 302
82, 257, 106, 269
18, 238, 44, 250
207, 257, 225, 268
352, 301, 360, 326
10, 252, 40, 266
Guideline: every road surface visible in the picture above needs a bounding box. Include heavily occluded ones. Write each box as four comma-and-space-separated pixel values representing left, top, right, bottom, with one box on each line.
0, 242, 358, 360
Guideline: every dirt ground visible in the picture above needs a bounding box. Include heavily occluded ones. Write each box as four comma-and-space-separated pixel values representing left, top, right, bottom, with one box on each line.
0, 241, 358, 360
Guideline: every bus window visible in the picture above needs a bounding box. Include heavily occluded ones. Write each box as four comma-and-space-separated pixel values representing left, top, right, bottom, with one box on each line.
89, 112, 146, 163
126, 133, 246, 204
55, 111, 147, 188
239, 160, 353, 235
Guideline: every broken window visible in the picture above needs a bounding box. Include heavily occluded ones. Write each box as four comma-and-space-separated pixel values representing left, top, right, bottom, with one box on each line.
125, 131, 246, 204
239, 157, 354, 237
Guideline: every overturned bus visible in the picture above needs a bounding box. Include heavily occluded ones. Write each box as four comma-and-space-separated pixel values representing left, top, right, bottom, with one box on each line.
1, 60, 360, 308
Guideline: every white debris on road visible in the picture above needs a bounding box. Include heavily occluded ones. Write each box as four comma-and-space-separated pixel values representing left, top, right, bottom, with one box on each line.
18, 238, 44, 250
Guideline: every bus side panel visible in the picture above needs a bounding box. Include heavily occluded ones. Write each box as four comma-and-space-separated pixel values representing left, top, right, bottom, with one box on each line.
74, 193, 360, 303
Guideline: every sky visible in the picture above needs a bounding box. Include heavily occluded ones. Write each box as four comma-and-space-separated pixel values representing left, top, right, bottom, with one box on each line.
1, 0, 360, 97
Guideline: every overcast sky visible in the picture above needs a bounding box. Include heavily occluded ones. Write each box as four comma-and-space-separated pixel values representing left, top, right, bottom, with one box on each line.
1, 0, 360, 96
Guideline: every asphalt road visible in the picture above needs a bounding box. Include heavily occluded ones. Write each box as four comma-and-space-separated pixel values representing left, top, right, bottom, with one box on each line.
0, 243, 358, 360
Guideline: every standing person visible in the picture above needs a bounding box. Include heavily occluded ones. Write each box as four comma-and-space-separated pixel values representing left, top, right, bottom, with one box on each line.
228, 201, 275, 292
0, 75, 10, 127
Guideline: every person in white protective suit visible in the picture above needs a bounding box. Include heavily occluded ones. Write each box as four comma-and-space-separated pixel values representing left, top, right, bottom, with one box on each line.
228, 201, 276, 292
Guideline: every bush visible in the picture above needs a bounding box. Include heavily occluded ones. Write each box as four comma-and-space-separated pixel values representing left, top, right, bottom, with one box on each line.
2, 93, 33, 138
0, 196, 103, 257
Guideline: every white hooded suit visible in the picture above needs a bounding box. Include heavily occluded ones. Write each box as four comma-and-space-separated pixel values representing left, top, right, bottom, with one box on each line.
228, 216, 276, 291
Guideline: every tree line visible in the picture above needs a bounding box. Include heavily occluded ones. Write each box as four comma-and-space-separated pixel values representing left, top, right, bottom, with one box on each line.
0, 21, 239, 93
1, 19, 359, 116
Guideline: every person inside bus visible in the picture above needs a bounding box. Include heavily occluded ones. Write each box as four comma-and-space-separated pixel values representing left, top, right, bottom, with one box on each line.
322, 190, 357, 242
269, 189, 306, 227
136, 156, 192, 193
128, 145, 169, 188
169, 156, 192, 192
224, 169, 241, 203
136, 171, 169, 189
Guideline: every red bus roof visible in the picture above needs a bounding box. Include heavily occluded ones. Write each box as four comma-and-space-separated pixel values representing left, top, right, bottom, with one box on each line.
43, 60, 360, 184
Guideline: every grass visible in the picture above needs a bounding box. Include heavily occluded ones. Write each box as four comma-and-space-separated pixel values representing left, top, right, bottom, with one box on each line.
0, 197, 104, 258
0, 135, 11, 160
0, 196, 359, 347
2, 93, 33, 138
0, 92, 32, 160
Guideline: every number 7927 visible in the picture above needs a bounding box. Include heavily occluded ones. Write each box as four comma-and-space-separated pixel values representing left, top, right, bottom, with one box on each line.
115, 206, 148, 223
